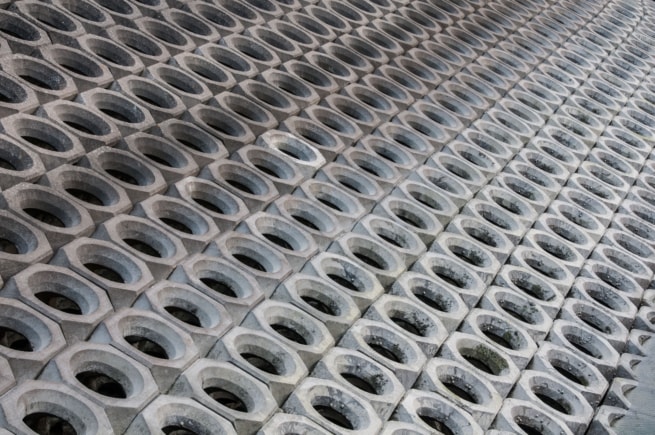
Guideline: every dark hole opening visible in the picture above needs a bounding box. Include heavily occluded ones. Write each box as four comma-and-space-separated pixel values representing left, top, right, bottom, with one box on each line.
124, 238, 161, 258
105, 168, 139, 185
483, 329, 513, 349
75, 371, 126, 398
419, 414, 455, 435
84, 263, 124, 283
263, 233, 293, 250
0, 326, 32, 351
162, 426, 196, 435
567, 336, 599, 358
164, 306, 201, 327
124, 335, 169, 359
233, 253, 266, 272
291, 214, 319, 231
62, 120, 94, 135
35, 291, 82, 315
22, 135, 57, 151
254, 163, 280, 178
341, 373, 377, 394
0, 156, 17, 170
99, 108, 132, 123
553, 363, 588, 386
314, 405, 353, 429
204, 387, 248, 412
327, 273, 359, 291
415, 293, 449, 312
193, 197, 225, 214
143, 153, 173, 167
368, 341, 401, 362
20, 74, 57, 90
391, 314, 423, 337
200, 278, 237, 297
23, 412, 77, 435
65, 188, 104, 206
301, 295, 336, 315
443, 381, 477, 403
463, 355, 493, 374
24, 208, 65, 227
160, 217, 193, 234
353, 252, 383, 269
535, 392, 570, 414
317, 197, 344, 212
241, 352, 279, 375
226, 178, 255, 195
271, 323, 307, 344
0, 238, 18, 254
517, 423, 542, 435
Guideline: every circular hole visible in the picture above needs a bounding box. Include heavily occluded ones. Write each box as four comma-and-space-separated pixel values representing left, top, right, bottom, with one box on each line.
301, 296, 336, 315
200, 277, 237, 298
552, 361, 588, 386
65, 188, 104, 206
162, 425, 197, 435
271, 323, 307, 344
123, 238, 161, 258
34, 291, 82, 315
499, 301, 534, 324
535, 391, 571, 414
23, 412, 76, 435
565, 334, 600, 358
75, 371, 126, 398
314, 404, 353, 429
204, 387, 247, 412
367, 338, 402, 363
0, 237, 19, 255
463, 354, 494, 374
159, 218, 192, 234
124, 335, 168, 359
164, 306, 201, 327
240, 352, 279, 375
291, 214, 320, 231
390, 315, 423, 336
0, 326, 32, 351
352, 248, 387, 270
341, 373, 377, 394
23, 208, 66, 228
83, 263, 123, 283
414, 290, 451, 312
443, 380, 477, 403
419, 413, 455, 435
232, 253, 266, 272
482, 329, 513, 349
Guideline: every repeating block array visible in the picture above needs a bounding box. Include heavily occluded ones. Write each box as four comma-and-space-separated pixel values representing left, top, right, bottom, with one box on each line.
0, 0, 653, 433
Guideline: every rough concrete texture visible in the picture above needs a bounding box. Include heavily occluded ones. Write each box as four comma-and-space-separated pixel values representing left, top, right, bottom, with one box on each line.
0, 0, 653, 433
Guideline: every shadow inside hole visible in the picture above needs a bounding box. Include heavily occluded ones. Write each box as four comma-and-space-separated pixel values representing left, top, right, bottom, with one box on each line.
240, 352, 279, 375
313, 405, 354, 430
35, 291, 82, 315
83, 263, 124, 283
204, 386, 248, 412
75, 371, 126, 398
23, 412, 76, 435
0, 326, 33, 351
271, 323, 307, 344
418, 413, 455, 435
301, 295, 336, 315
124, 334, 169, 359
164, 306, 201, 327
341, 372, 378, 394
200, 277, 238, 298
123, 238, 161, 258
